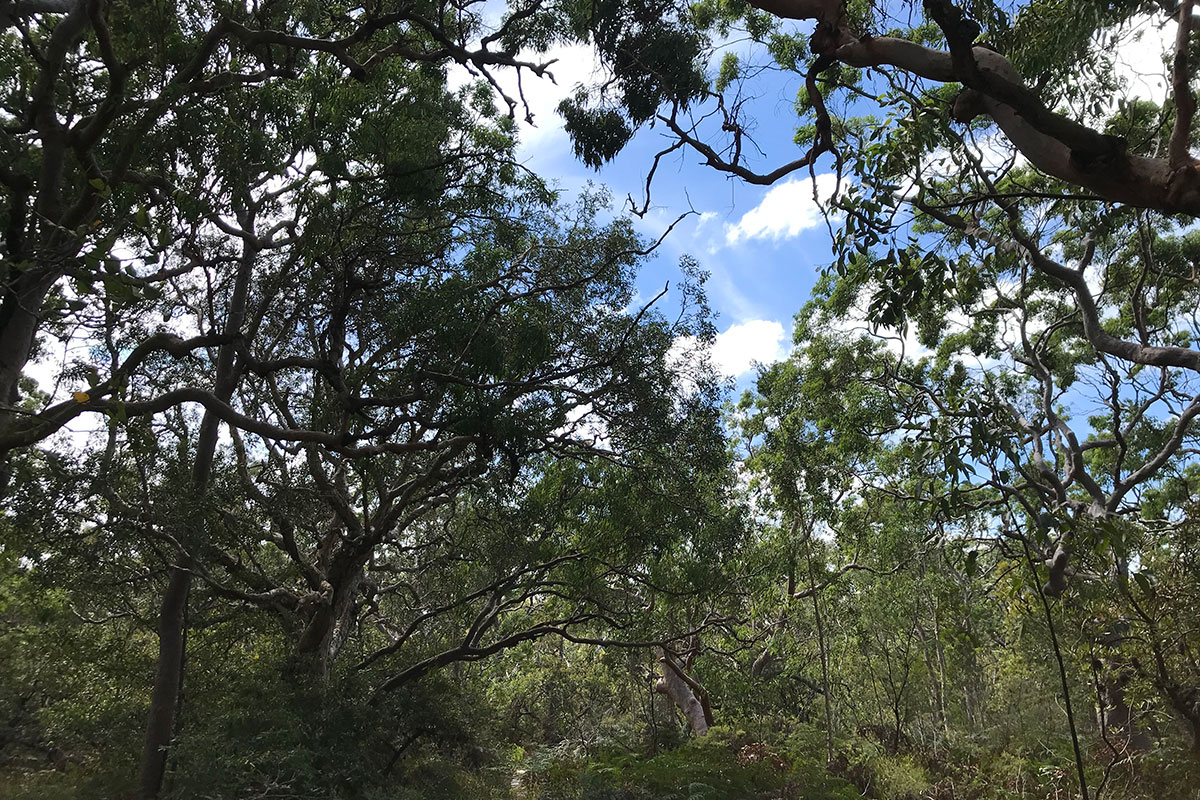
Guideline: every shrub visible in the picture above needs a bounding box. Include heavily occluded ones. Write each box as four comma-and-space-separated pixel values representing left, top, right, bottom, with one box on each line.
524, 726, 859, 800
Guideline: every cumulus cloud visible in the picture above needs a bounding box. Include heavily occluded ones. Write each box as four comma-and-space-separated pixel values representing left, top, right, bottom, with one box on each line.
551, 402, 611, 449
448, 42, 603, 165
915, 134, 1025, 189
826, 313, 931, 363
711, 320, 790, 378
724, 173, 840, 245
668, 319, 790, 383
819, 284, 1012, 372
510, 43, 604, 157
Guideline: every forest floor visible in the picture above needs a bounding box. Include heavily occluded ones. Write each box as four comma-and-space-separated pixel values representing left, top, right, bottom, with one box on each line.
496, 727, 1200, 800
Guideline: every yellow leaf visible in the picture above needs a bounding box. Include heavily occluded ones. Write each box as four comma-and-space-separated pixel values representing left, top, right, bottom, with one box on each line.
73, 392, 91, 403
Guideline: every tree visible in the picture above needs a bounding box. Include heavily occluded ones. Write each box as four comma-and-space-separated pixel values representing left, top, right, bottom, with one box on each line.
564, 0, 1200, 403
0, 0, 558, 466
565, 0, 1200, 771
566, 0, 1198, 211
0, 3, 742, 797
10, 1, 1200, 796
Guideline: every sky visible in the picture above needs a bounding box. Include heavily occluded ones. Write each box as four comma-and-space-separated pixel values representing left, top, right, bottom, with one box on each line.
483, 35, 840, 387
482, 8, 1181, 388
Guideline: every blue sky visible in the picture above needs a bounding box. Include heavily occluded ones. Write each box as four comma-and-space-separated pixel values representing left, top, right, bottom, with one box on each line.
484, 40, 842, 385
475, 9, 1179, 388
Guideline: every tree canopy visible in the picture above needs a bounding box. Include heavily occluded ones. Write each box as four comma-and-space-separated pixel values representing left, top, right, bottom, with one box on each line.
4, 1, 1200, 799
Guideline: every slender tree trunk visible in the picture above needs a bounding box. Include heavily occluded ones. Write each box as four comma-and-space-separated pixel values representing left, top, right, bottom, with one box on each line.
915, 620, 946, 742
931, 597, 951, 737
960, 595, 983, 733
1022, 538, 1090, 800
138, 410, 225, 797
647, 667, 660, 754
137, 567, 190, 800
892, 700, 904, 754
135, 213, 256, 799
803, 524, 835, 762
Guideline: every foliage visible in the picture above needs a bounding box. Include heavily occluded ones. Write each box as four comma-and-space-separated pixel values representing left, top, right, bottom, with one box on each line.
7, 0, 1200, 798
523, 727, 860, 800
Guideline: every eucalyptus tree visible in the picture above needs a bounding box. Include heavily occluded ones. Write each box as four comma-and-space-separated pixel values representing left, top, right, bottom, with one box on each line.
0, 0, 564, 460
50, 154, 729, 794
768, 205, 1200, 776
730, 327, 957, 761
561, 0, 1200, 450
559, 0, 1200, 768
0, 2, 744, 797
564, 0, 1200, 213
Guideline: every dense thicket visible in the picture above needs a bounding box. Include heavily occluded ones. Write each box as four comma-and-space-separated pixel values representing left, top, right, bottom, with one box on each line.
4, 1, 1200, 799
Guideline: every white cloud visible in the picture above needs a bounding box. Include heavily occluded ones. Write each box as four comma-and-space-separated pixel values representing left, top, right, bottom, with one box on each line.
513, 43, 603, 157
724, 173, 839, 245
816, 282, 933, 363
827, 313, 931, 362
449, 41, 604, 166
711, 319, 789, 378
551, 401, 611, 449
907, 133, 1025, 199
668, 319, 790, 383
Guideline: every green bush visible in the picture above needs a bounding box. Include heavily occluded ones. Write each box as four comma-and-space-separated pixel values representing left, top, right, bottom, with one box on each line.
868, 754, 931, 799
524, 726, 859, 800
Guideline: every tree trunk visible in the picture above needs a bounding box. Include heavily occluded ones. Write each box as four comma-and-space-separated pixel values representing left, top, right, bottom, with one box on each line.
296, 567, 362, 678
0, 271, 55, 411
655, 647, 710, 736
0, 269, 58, 493
1094, 616, 1152, 755
137, 566, 190, 800
1100, 668, 1153, 752
135, 218, 256, 799
931, 598, 951, 738
959, 594, 983, 733
0, 5, 89, 440
1172, 690, 1200, 759
803, 524, 835, 762
915, 620, 947, 741
135, 405, 222, 800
